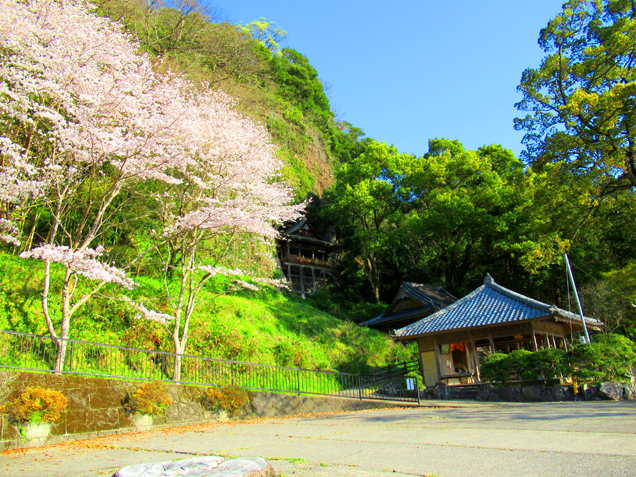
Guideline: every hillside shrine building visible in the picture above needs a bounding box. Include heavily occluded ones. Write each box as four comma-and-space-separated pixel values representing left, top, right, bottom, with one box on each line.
276, 219, 342, 297
394, 274, 603, 387
360, 282, 457, 333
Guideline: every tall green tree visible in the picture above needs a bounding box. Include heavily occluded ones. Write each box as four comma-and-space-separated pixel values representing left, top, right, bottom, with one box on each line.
404, 140, 544, 294
325, 141, 414, 302
515, 0, 636, 196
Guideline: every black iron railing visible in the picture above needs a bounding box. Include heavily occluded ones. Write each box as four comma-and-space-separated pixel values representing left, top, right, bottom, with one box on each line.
0, 330, 420, 402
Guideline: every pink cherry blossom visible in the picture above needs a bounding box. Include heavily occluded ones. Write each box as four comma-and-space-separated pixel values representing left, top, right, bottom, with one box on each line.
1, 0, 304, 377
20, 244, 135, 289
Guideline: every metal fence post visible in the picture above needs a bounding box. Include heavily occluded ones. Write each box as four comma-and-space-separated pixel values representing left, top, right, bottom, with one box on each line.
358, 374, 362, 401
68, 341, 75, 373
231, 361, 235, 386
416, 379, 421, 405
297, 369, 301, 396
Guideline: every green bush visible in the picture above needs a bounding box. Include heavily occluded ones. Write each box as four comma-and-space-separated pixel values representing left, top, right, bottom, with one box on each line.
480, 353, 511, 386
572, 334, 636, 382
478, 334, 636, 385
507, 349, 538, 383
534, 348, 569, 381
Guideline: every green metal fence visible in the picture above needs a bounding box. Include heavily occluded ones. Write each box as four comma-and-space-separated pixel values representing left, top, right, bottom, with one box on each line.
0, 330, 420, 402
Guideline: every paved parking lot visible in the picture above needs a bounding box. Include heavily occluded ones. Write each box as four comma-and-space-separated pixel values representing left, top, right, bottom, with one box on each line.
2, 400, 636, 477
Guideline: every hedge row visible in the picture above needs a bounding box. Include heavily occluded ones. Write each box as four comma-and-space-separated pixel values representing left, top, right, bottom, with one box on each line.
480, 334, 636, 385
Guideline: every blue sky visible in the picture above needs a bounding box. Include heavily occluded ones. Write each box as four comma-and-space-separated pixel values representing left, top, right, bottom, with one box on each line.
218, 1, 565, 158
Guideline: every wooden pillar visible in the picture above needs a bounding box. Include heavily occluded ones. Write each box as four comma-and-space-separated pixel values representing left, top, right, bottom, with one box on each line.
470, 338, 480, 382
434, 339, 443, 384
300, 266, 305, 297
489, 335, 495, 354
322, 269, 326, 288
531, 330, 538, 351
312, 267, 316, 292
563, 336, 569, 351
287, 264, 291, 287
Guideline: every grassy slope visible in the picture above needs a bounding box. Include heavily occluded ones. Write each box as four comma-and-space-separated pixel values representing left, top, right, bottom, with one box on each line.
0, 252, 415, 374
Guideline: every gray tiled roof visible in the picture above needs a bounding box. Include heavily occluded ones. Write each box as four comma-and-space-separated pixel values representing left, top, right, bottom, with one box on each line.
402, 283, 457, 309
359, 282, 457, 327
359, 306, 433, 327
394, 274, 603, 338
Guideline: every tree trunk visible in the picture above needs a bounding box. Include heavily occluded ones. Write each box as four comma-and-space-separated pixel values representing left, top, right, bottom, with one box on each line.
173, 352, 182, 383
53, 270, 74, 373
54, 339, 68, 374
172, 334, 183, 382
366, 256, 380, 303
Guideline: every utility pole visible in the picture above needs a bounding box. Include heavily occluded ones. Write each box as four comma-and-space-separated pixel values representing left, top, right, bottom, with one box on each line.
564, 253, 591, 344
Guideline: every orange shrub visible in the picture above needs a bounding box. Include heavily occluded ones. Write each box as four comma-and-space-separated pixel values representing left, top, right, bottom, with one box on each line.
0, 387, 68, 424
205, 385, 250, 417
127, 381, 172, 416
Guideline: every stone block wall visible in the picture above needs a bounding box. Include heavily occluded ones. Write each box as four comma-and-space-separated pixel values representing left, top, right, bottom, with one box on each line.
424, 381, 636, 402
0, 371, 410, 450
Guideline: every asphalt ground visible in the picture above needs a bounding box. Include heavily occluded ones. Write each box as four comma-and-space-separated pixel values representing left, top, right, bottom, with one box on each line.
2, 400, 635, 477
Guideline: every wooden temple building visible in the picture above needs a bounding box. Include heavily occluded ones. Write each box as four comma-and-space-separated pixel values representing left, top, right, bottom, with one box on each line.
360, 282, 457, 333
276, 219, 341, 297
394, 274, 603, 387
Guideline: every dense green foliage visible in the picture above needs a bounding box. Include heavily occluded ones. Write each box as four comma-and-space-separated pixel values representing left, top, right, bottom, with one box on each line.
323, 136, 636, 339
515, 0, 636, 196
480, 334, 636, 385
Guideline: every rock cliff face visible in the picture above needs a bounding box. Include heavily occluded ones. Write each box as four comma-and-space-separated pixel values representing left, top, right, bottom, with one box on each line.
303, 133, 334, 195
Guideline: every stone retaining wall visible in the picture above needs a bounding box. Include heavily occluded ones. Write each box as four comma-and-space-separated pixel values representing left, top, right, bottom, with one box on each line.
425, 381, 636, 402
0, 371, 412, 450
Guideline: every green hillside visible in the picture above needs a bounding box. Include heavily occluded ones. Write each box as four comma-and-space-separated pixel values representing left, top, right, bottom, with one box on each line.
0, 253, 414, 373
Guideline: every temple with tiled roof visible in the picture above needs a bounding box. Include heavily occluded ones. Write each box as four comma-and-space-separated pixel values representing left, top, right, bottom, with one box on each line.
394, 274, 603, 387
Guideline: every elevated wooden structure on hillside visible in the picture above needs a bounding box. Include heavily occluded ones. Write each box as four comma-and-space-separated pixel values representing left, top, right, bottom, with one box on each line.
394, 274, 603, 387
276, 219, 341, 297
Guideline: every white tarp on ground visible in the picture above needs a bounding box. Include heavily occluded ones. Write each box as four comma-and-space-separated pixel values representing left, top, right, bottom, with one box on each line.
113, 456, 270, 477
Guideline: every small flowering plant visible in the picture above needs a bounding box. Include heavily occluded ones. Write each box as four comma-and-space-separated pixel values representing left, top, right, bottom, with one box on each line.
0, 387, 68, 424
126, 381, 171, 416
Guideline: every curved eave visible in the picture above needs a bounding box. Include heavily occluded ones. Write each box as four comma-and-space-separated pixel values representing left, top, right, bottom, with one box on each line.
394, 312, 603, 341
277, 234, 343, 250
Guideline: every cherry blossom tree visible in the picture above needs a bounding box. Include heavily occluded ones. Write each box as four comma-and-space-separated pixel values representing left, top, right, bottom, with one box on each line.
143, 88, 303, 381
0, 0, 302, 376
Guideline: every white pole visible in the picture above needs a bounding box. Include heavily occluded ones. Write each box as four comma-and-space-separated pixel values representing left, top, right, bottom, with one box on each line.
564, 253, 591, 344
